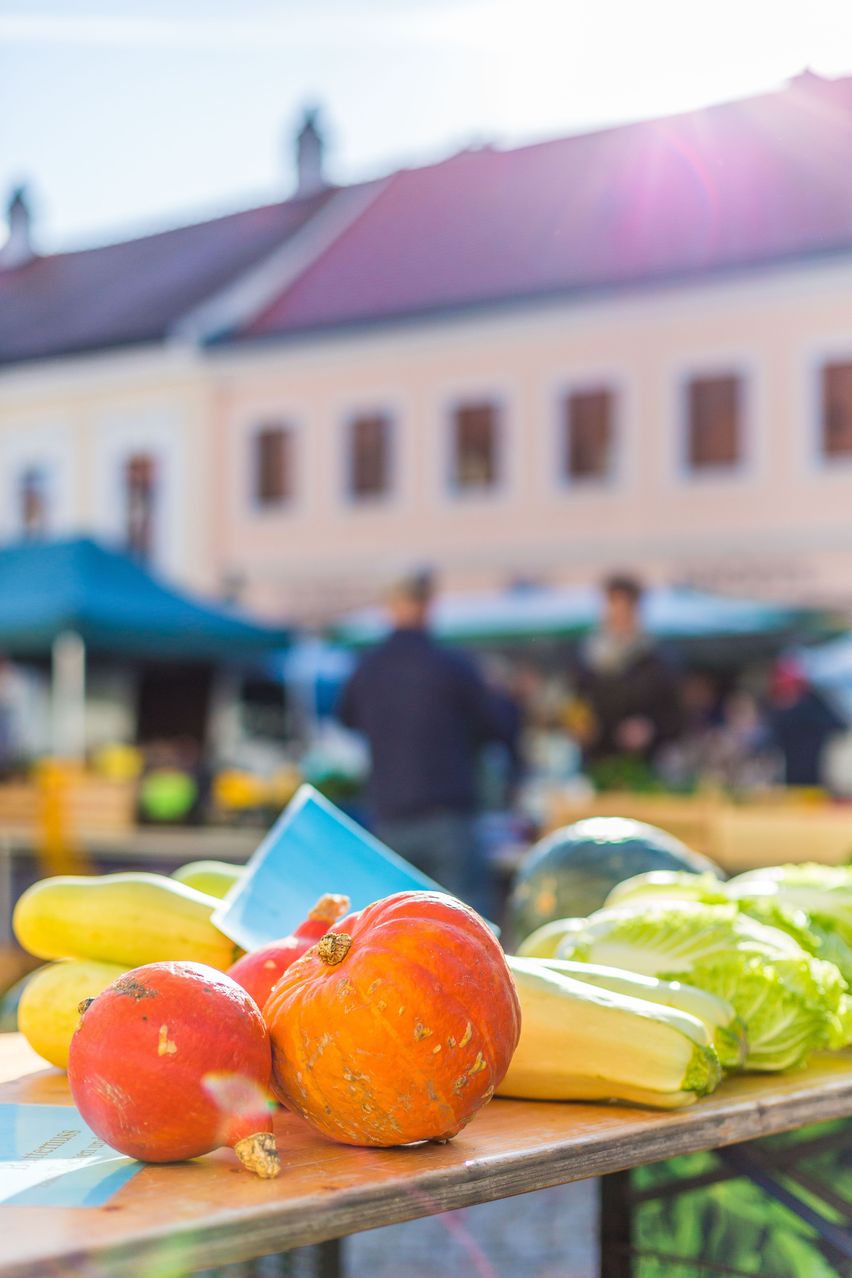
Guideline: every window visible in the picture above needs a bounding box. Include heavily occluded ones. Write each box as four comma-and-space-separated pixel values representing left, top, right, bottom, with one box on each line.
18, 466, 48, 538
821, 362, 852, 459
253, 425, 294, 507
562, 388, 615, 482
685, 374, 743, 471
451, 402, 499, 491
125, 453, 157, 559
348, 413, 391, 500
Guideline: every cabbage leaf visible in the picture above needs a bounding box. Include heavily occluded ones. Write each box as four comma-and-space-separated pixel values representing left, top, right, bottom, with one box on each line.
558, 901, 852, 1071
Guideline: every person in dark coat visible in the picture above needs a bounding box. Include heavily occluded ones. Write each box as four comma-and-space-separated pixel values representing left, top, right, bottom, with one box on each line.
768, 658, 846, 788
337, 571, 511, 901
574, 573, 682, 770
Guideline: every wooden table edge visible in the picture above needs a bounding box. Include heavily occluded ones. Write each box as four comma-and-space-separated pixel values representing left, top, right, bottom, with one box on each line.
4, 1064, 852, 1278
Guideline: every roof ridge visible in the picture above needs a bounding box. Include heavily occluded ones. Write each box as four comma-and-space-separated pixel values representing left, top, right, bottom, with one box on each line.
10, 185, 343, 265
15, 71, 852, 268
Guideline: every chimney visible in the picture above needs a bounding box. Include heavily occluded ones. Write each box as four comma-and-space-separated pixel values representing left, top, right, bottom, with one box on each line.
294, 107, 326, 198
0, 186, 35, 269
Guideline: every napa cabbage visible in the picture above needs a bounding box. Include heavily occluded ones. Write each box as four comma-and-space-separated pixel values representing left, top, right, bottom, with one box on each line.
558, 901, 852, 1071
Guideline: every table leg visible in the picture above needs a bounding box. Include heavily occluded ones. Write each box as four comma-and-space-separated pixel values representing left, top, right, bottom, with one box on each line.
599, 1171, 633, 1278
316, 1238, 343, 1278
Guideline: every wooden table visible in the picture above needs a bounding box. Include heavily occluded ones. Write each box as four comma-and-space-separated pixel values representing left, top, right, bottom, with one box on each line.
2, 1036, 852, 1278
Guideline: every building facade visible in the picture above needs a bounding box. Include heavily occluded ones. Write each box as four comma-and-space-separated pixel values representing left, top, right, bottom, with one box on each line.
4, 81, 852, 621
213, 254, 852, 620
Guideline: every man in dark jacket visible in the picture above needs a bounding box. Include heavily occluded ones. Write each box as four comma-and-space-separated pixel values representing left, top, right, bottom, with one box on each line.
575, 574, 682, 770
337, 571, 510, 899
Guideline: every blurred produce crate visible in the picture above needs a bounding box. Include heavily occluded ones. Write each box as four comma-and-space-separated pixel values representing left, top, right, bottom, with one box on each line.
545, 791, 852, 872
0, 783, 39, 827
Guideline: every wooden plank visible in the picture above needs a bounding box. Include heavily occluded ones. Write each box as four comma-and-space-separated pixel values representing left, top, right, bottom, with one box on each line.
0, 1036, 851, 1278
0, 825, 264, 864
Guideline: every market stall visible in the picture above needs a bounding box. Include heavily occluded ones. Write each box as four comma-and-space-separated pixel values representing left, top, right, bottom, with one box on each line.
542, 789, 852, 871
335, 582, 823, 655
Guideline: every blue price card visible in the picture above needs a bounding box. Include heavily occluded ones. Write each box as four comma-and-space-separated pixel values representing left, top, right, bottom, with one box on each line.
0, 1104, 141, 1207
213, 785, 447, 950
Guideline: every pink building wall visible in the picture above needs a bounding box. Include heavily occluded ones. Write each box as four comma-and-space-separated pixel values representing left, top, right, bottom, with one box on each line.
213, 254, 852, 622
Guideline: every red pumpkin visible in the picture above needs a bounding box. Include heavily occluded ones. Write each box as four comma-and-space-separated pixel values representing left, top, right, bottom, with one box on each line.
264, 891, 521, 1147
228, 893, 350, 1011
68, 961, 279, 1176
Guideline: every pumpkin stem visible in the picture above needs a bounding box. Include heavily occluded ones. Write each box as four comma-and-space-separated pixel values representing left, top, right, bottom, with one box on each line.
317, 933, 352, 966
308, 894, 351, 924
76, 997, 95, 1030
233, 1131, 281, 1178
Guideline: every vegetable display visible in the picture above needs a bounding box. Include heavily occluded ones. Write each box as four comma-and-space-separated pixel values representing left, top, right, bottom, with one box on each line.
18, 959, 126, 1069
555, 901, 852, 1071
509, 816, 721, 942
501, 957, 721, 1108
13, 872, 239, 971
265, 891, 521, 1146
171, 860, 245, 899
531, 956, 746, 1070
68, 961, 280, 1177
228, 893, 350, 1011
10, 826, 852, 1181
607, 867, 852, 986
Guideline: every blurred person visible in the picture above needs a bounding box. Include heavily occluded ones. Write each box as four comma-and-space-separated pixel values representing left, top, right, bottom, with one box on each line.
0, 659, 15, 773
657, 670, 723, 788
574, 574, 682, 773
337, 570, 513, 905
708, 688, 778, 790
767, 658, 845, 788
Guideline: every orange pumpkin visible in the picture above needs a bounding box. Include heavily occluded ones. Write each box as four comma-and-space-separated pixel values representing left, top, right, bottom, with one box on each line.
264, 890, 521, 1147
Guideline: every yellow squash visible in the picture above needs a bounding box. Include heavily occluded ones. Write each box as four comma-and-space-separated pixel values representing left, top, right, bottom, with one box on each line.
18, 959, 126, 1069
13, 872, 239, 970
500, 956, 722, 1109
171, 859, 244, 899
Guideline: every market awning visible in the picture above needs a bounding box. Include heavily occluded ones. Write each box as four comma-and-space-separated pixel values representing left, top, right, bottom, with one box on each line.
334, 583, 820, 649
0, 537, 290, 661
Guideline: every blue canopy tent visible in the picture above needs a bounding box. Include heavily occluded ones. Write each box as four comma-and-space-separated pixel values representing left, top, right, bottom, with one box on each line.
0, 538, 290, 756
335, 583, 820, 652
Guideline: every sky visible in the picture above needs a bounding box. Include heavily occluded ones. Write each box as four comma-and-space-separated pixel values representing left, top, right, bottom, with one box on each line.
2, 0, 852, 251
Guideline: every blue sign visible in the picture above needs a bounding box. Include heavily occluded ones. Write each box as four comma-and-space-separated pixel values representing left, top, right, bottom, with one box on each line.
0, 1104, 141, 1207
213, 785, 447, 950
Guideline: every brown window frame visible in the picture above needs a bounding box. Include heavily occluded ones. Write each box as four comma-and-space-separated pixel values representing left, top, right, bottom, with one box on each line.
125, 452, 157, 560
347, 412, 393, 501
821, 361, 852, 461
253, 424, 294, 508
684, 373, 744, 473
19, 465, 49, 540
450, 401, 500, 492
562, 387, 616, 483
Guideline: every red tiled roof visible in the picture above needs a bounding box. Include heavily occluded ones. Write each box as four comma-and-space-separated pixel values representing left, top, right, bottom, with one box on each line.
0, 189, 335, 364
237, 73, 852, 341
5, 73, 852, 366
